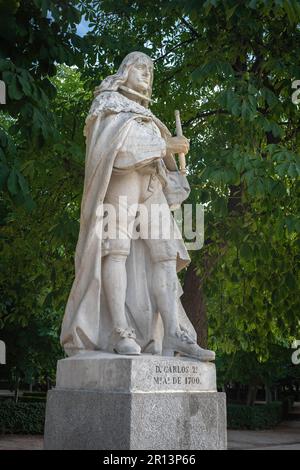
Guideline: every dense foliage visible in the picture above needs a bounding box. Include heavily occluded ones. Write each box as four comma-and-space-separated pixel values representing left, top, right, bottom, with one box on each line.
0, 1, 299, 395
227, 401, 283, 430
0, 399, 45, 434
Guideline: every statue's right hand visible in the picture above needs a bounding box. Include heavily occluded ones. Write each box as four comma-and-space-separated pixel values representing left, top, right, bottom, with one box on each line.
165, 136, 190, 156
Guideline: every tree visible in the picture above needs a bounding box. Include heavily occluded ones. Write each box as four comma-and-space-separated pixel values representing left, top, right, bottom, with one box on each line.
0, 1, 95, 387
0, 1, 299, 386
216, 348, 300, 405
0, 0, 91, 205
81, 0, 300, 359
0, 64, 91, 387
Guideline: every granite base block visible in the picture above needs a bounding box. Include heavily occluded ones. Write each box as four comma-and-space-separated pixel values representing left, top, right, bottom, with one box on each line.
44, 389, 226, 450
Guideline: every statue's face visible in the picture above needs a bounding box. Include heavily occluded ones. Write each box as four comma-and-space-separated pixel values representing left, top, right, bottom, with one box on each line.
125, 61, 152, 95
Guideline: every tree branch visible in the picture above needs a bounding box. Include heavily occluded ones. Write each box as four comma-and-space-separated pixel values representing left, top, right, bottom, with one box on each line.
183, 109, 228, 128
154, 36, 199, 63
180, 17, 200, 38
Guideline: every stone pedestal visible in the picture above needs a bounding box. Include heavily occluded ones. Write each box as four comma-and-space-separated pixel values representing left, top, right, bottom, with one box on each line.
44, 352, 227, 450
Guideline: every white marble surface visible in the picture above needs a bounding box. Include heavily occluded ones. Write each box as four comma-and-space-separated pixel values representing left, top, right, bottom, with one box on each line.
56, 351, 217, 393
60, 51, 215, 363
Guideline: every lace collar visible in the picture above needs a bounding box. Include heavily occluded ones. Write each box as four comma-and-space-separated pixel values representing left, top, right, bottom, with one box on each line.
85, 90, 172, 143
87, 90, 154, 119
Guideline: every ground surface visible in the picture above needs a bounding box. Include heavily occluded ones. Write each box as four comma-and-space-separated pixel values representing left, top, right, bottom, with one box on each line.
228, 420, 300, 450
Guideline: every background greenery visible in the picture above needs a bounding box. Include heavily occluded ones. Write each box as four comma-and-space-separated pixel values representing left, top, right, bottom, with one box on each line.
0, 0, 299, 410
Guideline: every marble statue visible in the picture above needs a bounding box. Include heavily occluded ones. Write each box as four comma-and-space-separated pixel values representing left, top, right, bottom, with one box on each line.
60, 51, 215, 362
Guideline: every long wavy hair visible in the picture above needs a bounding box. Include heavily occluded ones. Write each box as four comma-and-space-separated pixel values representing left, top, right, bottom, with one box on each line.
94, 51, 154, 108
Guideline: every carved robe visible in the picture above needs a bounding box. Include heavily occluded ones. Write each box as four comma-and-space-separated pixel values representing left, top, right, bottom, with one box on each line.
60, 91, 196, 354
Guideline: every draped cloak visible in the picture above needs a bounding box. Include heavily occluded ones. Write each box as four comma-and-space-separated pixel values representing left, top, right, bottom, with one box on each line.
60, 91, 196, 354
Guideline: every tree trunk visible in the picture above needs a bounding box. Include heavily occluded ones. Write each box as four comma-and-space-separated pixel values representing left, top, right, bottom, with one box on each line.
265, 384, 272, 404
181, 261, 208, 348
236, 383, 241, 403
14, 376, 20, 404
246, 385, 258, 406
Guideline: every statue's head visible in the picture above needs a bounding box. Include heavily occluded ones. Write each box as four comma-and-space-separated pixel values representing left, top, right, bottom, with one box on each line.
95, 51, 154, 107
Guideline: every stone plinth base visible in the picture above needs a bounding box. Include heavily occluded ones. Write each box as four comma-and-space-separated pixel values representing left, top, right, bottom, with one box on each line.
44, 352, 227, 450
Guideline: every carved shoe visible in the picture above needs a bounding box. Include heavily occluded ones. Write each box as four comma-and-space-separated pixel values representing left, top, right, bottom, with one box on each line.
162, 330, 215, 362
113, 327, 141, 355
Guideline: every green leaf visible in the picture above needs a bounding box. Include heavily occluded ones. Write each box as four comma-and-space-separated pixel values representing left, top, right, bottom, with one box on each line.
215, 197, 228, 216
240, 243, 253, 259
248, 0, 257, 9
0, 162, 9, 189
225, 4, 238, 21
33, 0, 50, 17
287, 163, 298, 179
283, 0, 299, 25
270, 122, 282, 138
3, 71, 23, 100
276, 162, 289, 177
0, 58, 12, 72
7, 168, 18, 195
17, 171, 29, 195
17, 74, 32, 96
285, 273, 297, 289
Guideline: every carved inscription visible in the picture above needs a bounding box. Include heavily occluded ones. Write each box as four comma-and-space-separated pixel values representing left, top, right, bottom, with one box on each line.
153, 364, 201, 386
